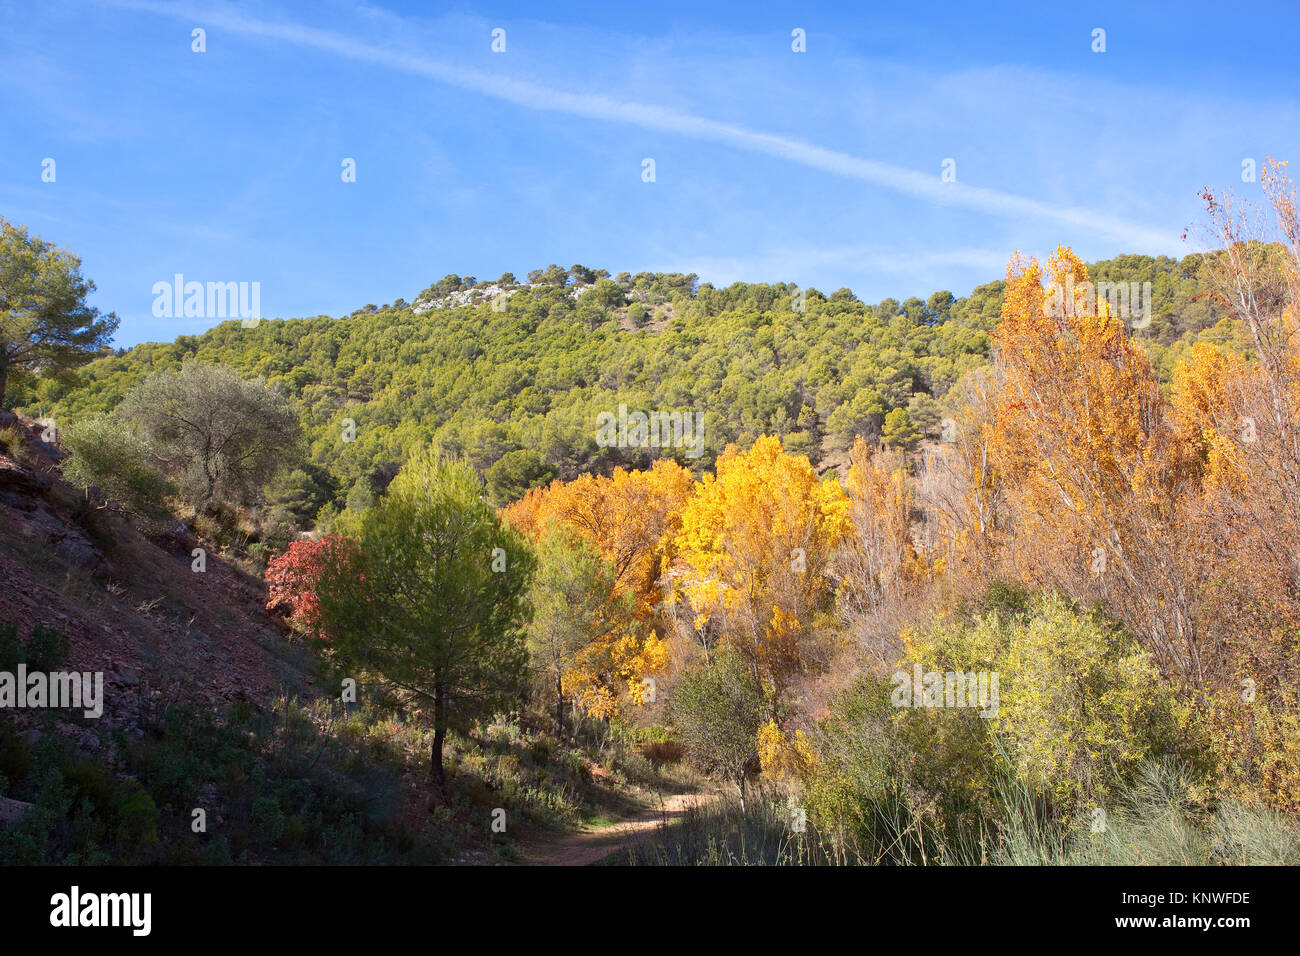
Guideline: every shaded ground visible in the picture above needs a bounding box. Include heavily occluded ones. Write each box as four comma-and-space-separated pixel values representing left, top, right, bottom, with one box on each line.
520, 790, 720, 866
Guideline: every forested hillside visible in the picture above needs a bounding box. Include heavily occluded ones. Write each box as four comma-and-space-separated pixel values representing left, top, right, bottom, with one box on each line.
24, 252, 1233, 526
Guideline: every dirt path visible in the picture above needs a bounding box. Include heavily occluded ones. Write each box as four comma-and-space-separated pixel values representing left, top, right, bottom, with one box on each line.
520, 791, 719, 866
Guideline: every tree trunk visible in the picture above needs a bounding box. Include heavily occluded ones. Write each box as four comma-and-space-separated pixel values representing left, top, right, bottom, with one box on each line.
431, 683, 447, 788
736, 775, 746, 815
554, 669, 564, 739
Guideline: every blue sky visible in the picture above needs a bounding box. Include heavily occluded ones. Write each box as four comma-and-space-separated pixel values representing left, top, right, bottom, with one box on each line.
2, 0, 1297, 346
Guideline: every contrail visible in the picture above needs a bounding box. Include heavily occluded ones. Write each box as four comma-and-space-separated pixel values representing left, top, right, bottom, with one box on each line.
106, 0, 1178, 251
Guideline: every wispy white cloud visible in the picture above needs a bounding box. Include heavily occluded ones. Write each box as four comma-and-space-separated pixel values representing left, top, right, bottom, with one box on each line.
103, 0, 1180, 251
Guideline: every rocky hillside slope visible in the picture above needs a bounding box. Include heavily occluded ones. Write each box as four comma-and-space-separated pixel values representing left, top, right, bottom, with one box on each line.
0, 409, 313, 744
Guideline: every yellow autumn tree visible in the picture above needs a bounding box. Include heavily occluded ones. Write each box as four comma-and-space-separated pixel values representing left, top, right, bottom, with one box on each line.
757, 718, 816, 783
671, 435, 848, 702
503, 459, 691, 719
1171, 341, 1251, 495
505, 458, 692, 617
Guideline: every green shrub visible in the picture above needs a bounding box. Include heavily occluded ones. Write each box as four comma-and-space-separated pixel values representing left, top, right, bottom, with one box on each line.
0, 425, 29, 462
60, 415, 172, 518
799, 592, 1210, 861
0, 621, 68, 672
902, 592, 1203, 823
114, 785, 160, 850
27, 624, 69, 672
0, 622, 19, 671
0, 717, 31, 786
801, 673, 990, 861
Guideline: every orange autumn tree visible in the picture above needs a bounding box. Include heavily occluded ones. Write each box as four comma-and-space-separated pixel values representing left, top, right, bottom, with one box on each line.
838, 437, 925, 630
506, 459, 692, 617
503, 458, 692, 717
990, 246, 1208, 682
1192, 161, 1300, 539
671, 435, 848, 705
1197, 160, 1300, 499
992, 247, 1180, 519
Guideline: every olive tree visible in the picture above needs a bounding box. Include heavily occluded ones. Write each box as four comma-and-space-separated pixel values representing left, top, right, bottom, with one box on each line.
670, 652, 767, 812
118, 361, 300, 513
